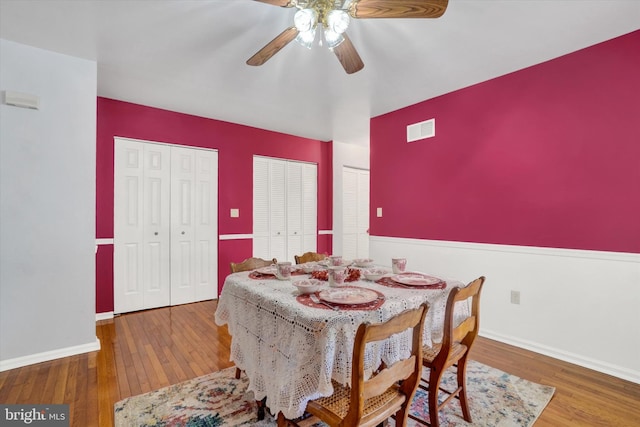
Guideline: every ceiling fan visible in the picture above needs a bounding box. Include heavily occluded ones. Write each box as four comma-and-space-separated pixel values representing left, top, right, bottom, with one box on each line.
247, 0, 449, 74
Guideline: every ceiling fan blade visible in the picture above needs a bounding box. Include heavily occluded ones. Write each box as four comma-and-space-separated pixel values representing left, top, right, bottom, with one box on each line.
333, 34, 364, 74
247, 27, 299, 66
253, 0, 295, 6
349, 0, 448, 19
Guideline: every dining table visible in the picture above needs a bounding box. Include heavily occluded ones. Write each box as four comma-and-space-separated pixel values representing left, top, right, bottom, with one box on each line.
214, 264, 469, 421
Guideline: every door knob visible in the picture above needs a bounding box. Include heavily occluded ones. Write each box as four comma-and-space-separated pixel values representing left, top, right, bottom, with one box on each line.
154, 232, 158, 236
182, 231, 185, 235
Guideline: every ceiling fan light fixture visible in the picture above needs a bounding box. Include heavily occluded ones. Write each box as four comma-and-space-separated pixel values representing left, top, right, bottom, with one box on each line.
295, 28, 316, 49
326, 9, 349, 34
294, 8, 317, 32
324, 29, 344, 49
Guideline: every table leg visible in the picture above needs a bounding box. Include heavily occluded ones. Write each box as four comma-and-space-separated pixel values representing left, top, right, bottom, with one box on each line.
257, 397, 267, 420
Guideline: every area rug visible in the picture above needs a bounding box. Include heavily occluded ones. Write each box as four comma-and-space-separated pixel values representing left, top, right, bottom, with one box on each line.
115, 360, 555, 426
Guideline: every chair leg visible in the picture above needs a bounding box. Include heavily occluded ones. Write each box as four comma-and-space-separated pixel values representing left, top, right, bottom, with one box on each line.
393, 406, 410, 427
457, 356, 472, 422
277, 412, 289, 427
235, 367, 241, 379
428, 367, 444, 427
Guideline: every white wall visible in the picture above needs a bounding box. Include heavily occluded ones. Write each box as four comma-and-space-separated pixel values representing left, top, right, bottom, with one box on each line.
332, 141, 369, 256
370, 236, 640, 383
0, 39, 99, 370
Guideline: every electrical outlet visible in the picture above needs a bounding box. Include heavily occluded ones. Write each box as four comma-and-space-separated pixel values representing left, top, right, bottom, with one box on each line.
510, 290, 520, 305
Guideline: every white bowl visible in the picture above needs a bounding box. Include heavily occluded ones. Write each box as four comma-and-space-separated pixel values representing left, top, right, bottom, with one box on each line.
353, 258, 374, 268
298, 262, 318, 273
363, 268, 388, 281
293, 279, 324, 294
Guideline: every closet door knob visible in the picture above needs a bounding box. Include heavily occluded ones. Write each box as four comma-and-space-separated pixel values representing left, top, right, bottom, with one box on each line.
181, 231, 185, 235
154, 232, 158, 236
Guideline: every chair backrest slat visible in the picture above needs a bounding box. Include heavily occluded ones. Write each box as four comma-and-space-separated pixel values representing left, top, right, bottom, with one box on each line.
230, 257, 277, 273
294, 252, 328, 264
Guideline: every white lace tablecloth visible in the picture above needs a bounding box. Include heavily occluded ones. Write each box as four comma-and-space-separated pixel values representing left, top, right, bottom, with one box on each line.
214, 271, 467, 419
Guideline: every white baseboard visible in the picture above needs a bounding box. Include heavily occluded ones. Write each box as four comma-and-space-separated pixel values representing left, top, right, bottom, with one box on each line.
96, 311, 114, 321
0, 338, 101, 372
480, 330, 640, 384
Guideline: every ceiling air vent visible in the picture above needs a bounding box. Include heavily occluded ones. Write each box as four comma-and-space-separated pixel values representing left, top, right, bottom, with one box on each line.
406, 118, 435, 142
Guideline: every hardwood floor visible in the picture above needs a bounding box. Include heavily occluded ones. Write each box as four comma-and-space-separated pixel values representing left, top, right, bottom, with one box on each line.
1, 300, 638, 426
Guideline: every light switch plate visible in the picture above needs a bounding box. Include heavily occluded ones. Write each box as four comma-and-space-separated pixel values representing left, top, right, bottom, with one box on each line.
230, 208, 239, 218
376, 207, 383, 217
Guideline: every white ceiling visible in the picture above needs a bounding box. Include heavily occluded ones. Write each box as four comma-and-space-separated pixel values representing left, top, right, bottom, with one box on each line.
1, 0, 639, 144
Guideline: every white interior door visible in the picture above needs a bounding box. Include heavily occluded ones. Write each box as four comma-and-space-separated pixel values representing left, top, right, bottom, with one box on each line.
194, 149, 218, 301
342, 167, 370, 260
114, 139, 217, 314
170, 146, 218, 305
114, 138, 171, 313
356, 168, 370, 258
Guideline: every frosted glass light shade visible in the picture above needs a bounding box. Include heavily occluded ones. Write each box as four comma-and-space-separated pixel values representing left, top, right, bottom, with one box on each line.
295, 28, 316, 49
326, 10, 349, 34
324, 29, 344, 49
294, 9, 317, 32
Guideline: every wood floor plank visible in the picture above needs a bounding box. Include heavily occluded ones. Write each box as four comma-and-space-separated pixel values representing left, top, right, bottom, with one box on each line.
1, 299, 638, 426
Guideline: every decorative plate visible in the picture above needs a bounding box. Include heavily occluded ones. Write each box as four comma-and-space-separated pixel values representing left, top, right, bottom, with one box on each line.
391, 273, 442, 286
319, 287, 379, 305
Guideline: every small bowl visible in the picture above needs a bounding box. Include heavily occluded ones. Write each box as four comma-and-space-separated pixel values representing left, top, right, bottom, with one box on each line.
293, 279, 324, 294
353, 258, 374, 268
364, 268, 388, 282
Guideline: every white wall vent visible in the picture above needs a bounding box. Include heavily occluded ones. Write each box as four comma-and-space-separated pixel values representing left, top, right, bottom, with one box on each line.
406, 118, 435, 142
3, 91, 40, 110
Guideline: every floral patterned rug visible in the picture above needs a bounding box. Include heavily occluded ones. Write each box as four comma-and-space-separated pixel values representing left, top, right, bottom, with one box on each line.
115, 360, 555, 426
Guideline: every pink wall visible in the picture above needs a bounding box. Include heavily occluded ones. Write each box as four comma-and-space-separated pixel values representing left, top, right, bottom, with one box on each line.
370, 31, 640, 254
96, 98, 332, 313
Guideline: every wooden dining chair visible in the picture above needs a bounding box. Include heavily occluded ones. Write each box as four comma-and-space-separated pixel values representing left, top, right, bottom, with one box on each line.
294, 251, 328, 264
408, 276, 486, 427
278, 303, 429, 427
229, 257, 277, 273
229, 256, 277, 380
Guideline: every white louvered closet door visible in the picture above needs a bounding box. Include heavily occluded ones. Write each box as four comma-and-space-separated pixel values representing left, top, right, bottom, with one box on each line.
301, 163, 318, 254
286, 162, 303, 261
253, 156, 317, 263
342, 167, 370, 260
252, 157, 271, 258
269, 159, 288, 262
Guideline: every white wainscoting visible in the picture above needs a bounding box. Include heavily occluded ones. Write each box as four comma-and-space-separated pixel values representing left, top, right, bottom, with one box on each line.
370, 236, 640, 384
